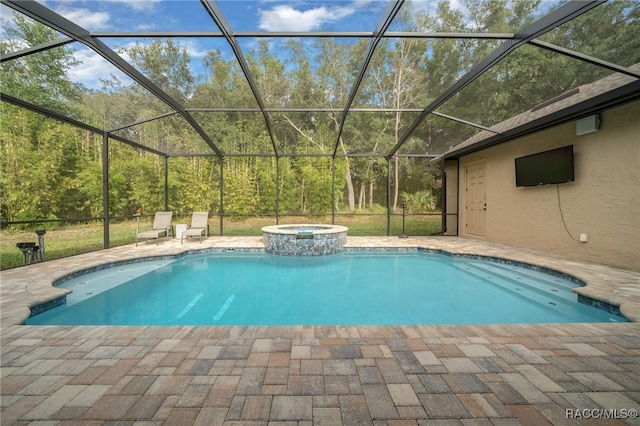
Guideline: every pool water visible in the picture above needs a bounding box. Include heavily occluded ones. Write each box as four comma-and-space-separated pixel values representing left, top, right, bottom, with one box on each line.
25, 251, 625, 325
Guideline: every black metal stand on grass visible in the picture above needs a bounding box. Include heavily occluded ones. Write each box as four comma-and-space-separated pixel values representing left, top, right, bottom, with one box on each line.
16, 229, 46, 265
36, 229, 46, 260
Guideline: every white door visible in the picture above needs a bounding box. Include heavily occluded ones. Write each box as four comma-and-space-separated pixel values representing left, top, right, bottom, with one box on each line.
466, 162, 486, 236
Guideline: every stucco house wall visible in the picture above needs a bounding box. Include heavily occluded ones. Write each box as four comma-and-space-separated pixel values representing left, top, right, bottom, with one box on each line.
446, 100, 639, 271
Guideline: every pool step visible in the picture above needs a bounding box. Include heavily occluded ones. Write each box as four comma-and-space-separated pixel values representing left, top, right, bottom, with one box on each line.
470, 261, 577, 289
464, 260, 578, 302
60, 259, 176, 305
453, 260, 579, 314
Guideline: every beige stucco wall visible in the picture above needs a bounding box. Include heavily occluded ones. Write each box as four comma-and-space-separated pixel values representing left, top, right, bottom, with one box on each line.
451, 100, 640, 271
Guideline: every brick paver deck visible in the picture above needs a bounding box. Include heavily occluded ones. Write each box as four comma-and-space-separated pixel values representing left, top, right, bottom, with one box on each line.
1, 236, 639, 425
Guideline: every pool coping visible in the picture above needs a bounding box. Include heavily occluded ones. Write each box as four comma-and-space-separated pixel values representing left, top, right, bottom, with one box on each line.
1, 236, 638, 327
261, 224, 349, 235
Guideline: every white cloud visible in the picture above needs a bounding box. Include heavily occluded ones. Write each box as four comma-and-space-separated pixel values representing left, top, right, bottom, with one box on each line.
68, 47, 132, 89
448, 0, 463, 11
42, 0, 161, 31
105, 0, 161, 12
55, 7, 111, 30
183, 40, 208, 59
135, 22, 160, 31
258, 4, 355, 31
0, 4, 18, 26
42, 0, 160, 12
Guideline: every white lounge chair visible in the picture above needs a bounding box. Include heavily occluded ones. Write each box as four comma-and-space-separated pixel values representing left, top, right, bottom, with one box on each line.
136, 211, 173, 246
181, 211, 209, 244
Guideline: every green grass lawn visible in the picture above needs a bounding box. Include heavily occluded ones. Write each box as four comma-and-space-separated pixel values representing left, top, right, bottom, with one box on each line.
0, 221, 138, 270
1, 215, 442, 270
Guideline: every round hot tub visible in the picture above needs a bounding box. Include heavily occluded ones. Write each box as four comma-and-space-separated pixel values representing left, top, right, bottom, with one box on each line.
262, 224, 348, 256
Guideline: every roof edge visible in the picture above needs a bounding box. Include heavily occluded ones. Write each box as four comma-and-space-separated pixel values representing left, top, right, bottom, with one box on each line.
443, 79, 640, 160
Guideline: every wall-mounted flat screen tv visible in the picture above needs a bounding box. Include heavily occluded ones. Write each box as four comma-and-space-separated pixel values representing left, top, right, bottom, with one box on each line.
515, 145, 574, 187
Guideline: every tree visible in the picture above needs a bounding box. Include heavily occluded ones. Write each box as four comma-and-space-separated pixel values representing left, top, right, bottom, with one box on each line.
315, 39, 370, 212
1, 16, 85, 223
2, 1, 637, 229
1, 15, 82, 112
125, 39, 195, 104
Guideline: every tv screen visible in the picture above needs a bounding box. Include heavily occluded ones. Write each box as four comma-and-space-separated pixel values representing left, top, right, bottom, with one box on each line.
515, 145, 574, 187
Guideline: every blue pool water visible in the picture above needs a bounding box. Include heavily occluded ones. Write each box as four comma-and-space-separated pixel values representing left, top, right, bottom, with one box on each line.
25, 251, 625, 325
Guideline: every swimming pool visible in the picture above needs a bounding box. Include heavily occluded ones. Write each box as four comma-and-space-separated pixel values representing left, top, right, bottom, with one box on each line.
25, 251, 625, 326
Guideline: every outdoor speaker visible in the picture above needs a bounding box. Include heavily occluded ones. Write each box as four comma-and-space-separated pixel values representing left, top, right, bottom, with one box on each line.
576, 114, 600, 136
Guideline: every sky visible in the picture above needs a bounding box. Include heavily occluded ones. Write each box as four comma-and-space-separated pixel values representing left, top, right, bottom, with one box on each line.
0, 0, 394, 89
37, 0, 390, 32
2, 0, 562, 91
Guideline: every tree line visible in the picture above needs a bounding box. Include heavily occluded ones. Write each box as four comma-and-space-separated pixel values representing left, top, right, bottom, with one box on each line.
1, 0, 638, 224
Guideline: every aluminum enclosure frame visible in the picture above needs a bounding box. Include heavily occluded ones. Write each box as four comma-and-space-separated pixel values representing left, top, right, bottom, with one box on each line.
1, 0, 639, 250
3, 0, 627, 161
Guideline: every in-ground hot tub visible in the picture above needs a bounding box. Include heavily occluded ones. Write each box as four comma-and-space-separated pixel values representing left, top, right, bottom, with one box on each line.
262, 224, 348, 256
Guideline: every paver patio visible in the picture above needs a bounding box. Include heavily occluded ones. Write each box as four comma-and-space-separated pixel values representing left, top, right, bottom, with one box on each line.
1, 236, 639, 425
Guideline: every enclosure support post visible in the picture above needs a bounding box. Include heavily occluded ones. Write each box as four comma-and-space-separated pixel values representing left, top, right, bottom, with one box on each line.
219, 157, 224, 235
399, 201, 408, 238
102, 132, 110, 249
275, 157, 280, 225
455, 158, 460, 236
386, 157, 391, 236
331, 157, 336, 225
164, 156, 169, 211
440, 157, 447, 235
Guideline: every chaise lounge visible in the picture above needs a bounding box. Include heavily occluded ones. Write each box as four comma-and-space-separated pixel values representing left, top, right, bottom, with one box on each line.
136, 211, 173, 246
181, 211, 209, 244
